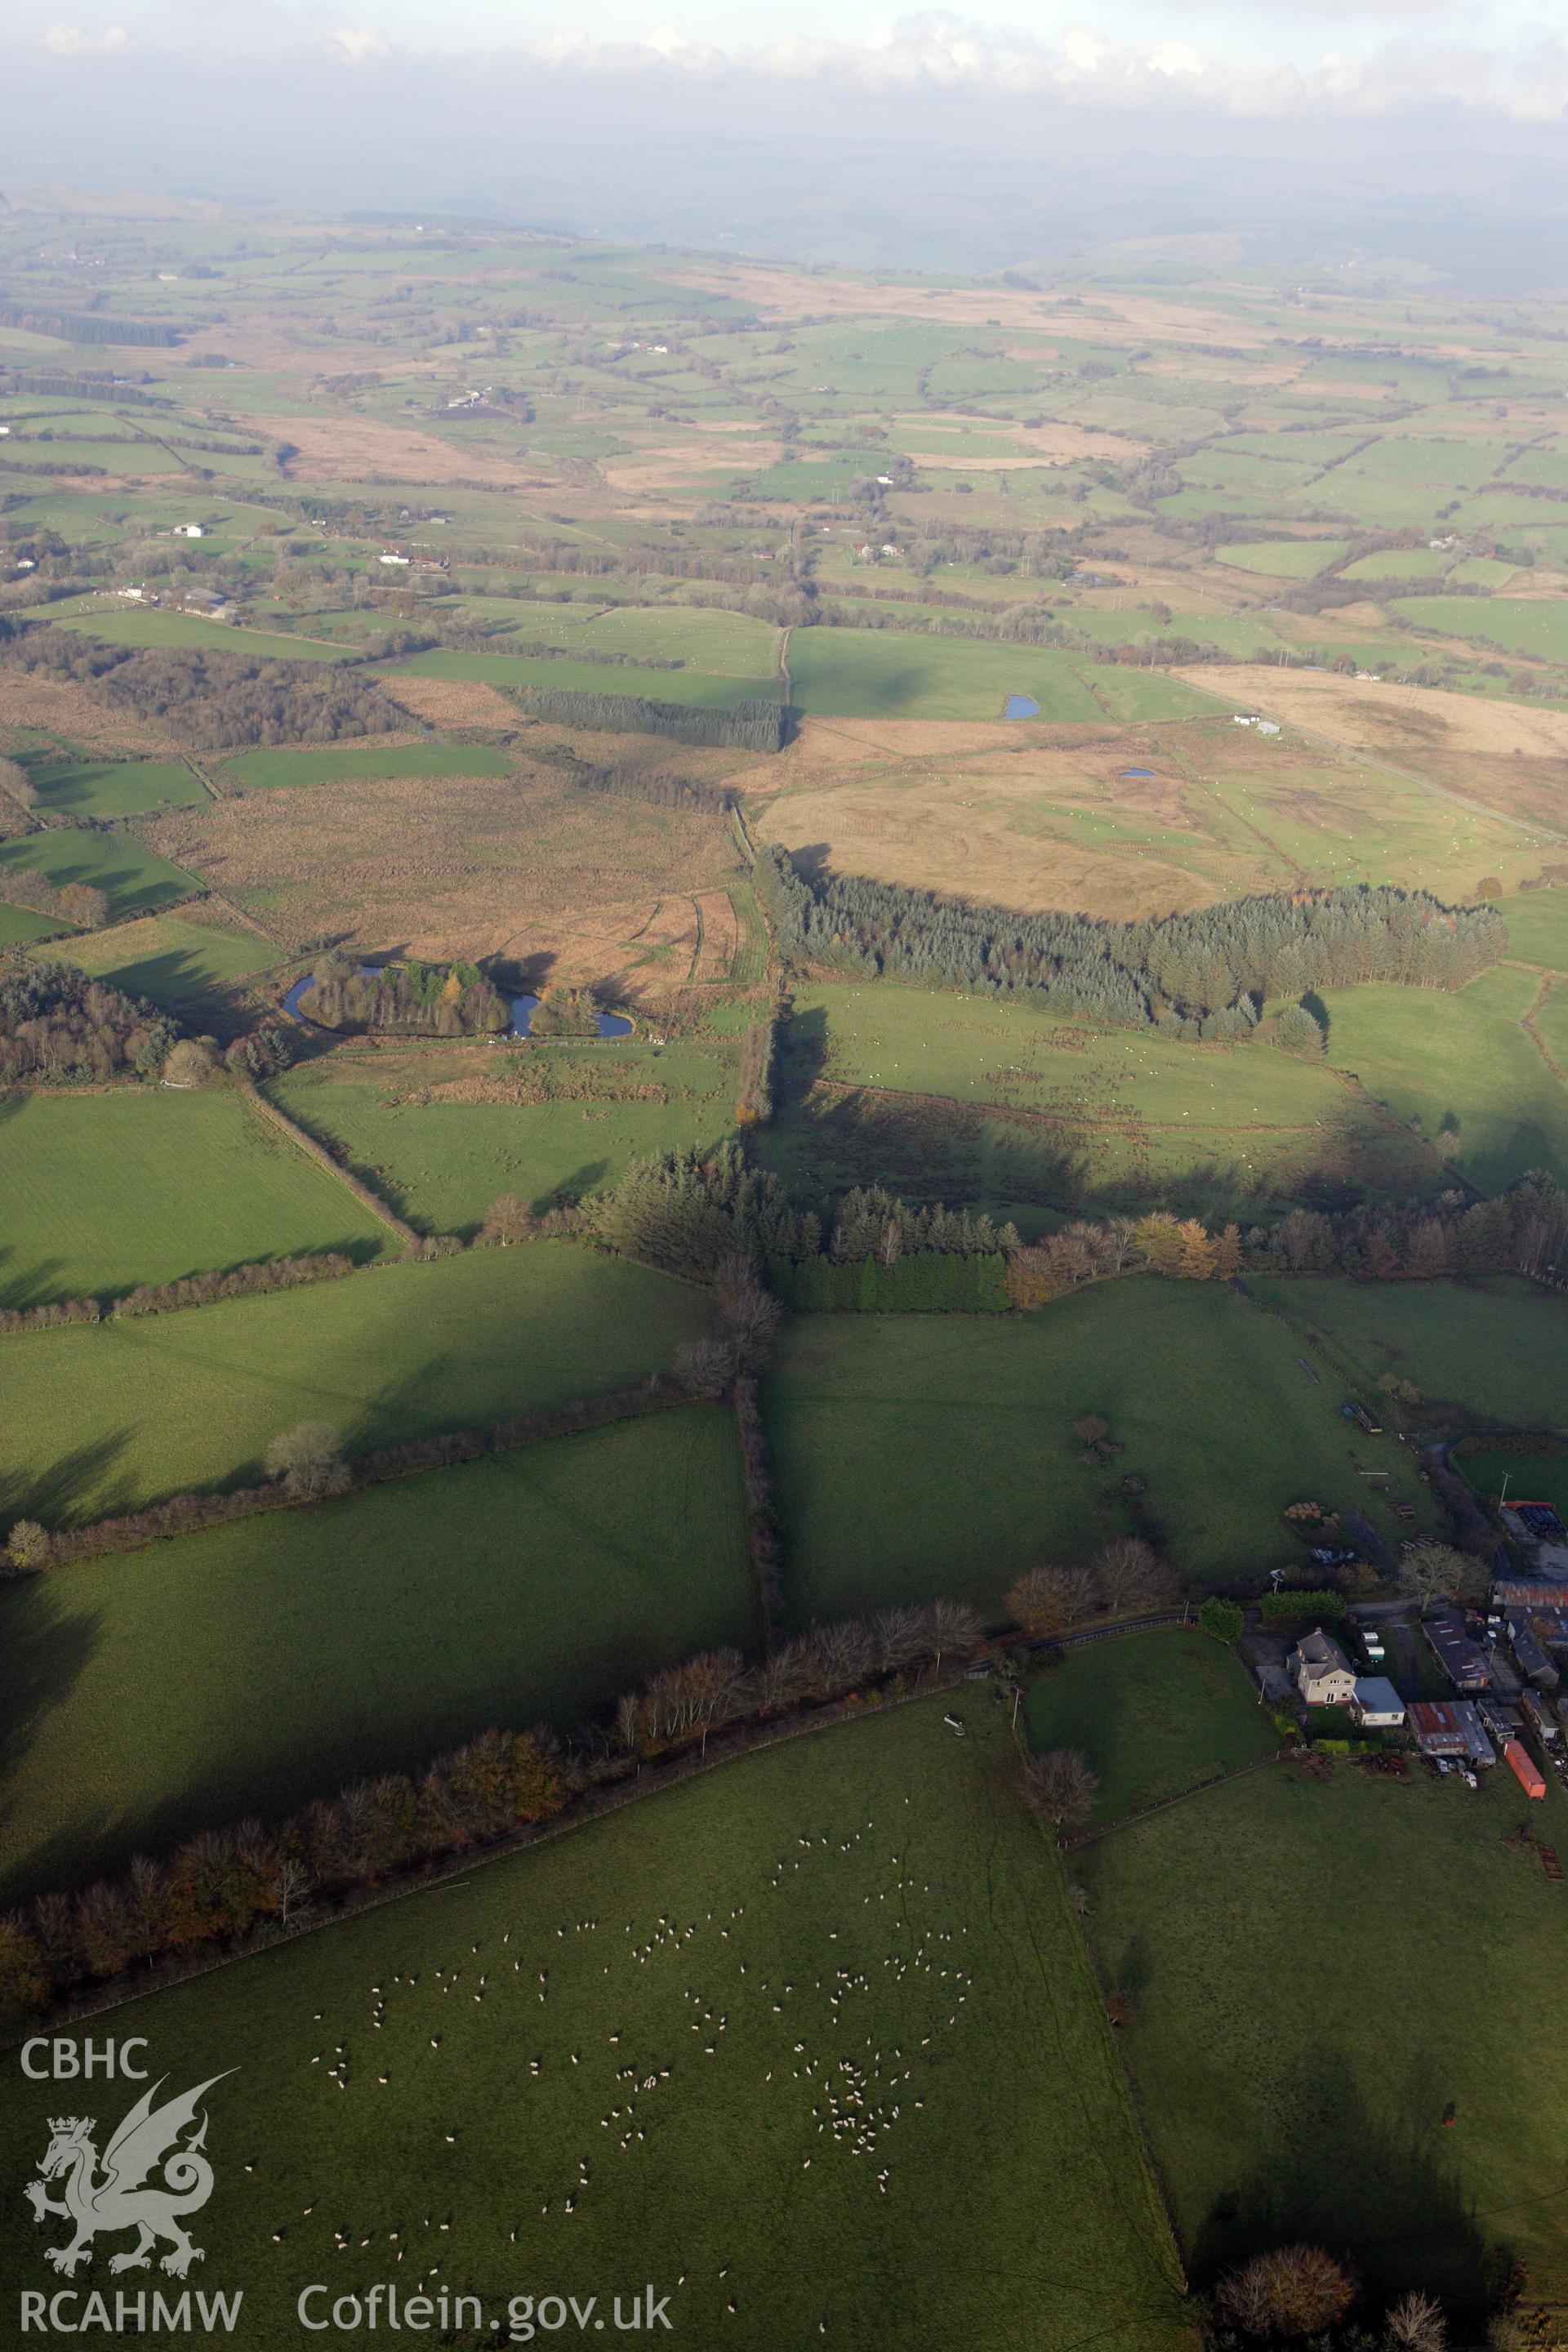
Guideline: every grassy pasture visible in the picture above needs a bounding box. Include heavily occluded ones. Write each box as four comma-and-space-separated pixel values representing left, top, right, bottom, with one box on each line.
52, 606, 355, 660
1321, 966, 1568, 1190
393, 647, 779, 710
765, 983, 1439, 1227
20, 755, 205, 816
0, 899, 65, 947
0, 827, 203, 920
764, 1280, 1438, 1627
1246, 1273, 1568, 1431
1210, 539, 1350, 578
556, 603, 782, 675
1459, 1444, 1568, 1514
0, 1088, 387, 1307
1027, 1627, 1275, 1825
0, 1244, 715, 1526
1394, 594, 1568, 665
786, 629, 1107, 722
0, 1406, 752, 1900
217, 741, 514, 791
48, 911, 281, 1014
268, 1040, 737, 1235
0, 1702, 1191, 2352
1080, 1740, 1568, 2313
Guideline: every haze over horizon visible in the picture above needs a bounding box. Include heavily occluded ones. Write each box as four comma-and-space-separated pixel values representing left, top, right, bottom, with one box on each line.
3, 2, 1568, 281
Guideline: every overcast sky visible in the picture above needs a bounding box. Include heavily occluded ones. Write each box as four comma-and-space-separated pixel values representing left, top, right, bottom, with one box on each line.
17, 1, 1568, 118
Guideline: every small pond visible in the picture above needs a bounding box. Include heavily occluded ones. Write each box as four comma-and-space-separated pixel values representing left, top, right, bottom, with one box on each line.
510, 994, 633, 1040
1120, 767, 1156, 780
1003, 693, 1040, 719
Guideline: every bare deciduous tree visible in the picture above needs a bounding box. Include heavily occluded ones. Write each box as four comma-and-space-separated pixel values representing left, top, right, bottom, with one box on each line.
1397, 1540, 1477, 1608
1094, 1535, 1174, 1615
1384, 2290, 1446, 2352
1218, 2246, 1355, 2338
265, 1421, 350, 1501
1007, 1561, 1096, 1637
673, 1336, 736, 1396
1020, 1747, 1098, 1829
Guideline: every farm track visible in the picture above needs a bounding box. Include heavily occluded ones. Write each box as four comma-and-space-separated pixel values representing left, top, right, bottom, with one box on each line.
1245, 705, 1568, 849
1517, 965, 1568, 1087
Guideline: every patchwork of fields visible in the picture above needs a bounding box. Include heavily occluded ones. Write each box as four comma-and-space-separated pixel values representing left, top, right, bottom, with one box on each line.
7, 199, 1568, 2339
764, 1279, 1441, 1622
0, 1405, 752, 1900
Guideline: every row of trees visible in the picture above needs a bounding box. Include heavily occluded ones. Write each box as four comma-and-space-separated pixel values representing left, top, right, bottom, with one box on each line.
0, 958, 176, 1085
589, 1147, 1020, 1282
0, 1582, 1003, 2020
0, 1250, 356, 1338
0, 863, 108, 931
1006, 1537, 1178, 1640
518, 686, 787, 754
0, 1728, 563, 2016
1004, 1178, 1567, 1303
0, 622, 412, 750
755, 844, 1507, 1027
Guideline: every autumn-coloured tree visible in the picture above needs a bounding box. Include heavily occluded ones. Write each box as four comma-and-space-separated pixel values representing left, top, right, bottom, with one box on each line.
1007, 1561, 1095, 1638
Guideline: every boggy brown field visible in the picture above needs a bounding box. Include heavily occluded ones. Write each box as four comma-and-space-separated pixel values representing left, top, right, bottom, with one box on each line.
145, 759, 744, 984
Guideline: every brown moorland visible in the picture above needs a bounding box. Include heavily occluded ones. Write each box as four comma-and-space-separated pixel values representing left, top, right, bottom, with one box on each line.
144, 763, 742, 982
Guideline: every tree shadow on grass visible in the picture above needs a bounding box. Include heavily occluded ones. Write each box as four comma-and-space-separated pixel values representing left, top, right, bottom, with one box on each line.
1188, 2044, 1504, 2332
0, 1572, 104, 1909
0, 1430, 137, 1531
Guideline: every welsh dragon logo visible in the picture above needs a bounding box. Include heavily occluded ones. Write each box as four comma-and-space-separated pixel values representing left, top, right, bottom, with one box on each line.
25, 2074, 234, 2279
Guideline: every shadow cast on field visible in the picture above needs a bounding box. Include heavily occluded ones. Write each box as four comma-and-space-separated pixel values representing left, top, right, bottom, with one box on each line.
0, 1431, 139, 1531
1187, 2046, 1503, 2331
0, 1574, 104, 1909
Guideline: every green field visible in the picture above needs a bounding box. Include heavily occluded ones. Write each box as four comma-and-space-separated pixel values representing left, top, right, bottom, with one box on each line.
21, 755, 206, 816
764, 983, 1438, 1228
48, 910, 281, 1014
1, 1243, 715, 1526
786, 630, 1107, 721
1080, 1717, 1568, 2312
1459, 1444, 1568, 1513
1321, 966, 1568, 1190
764, 1280, 1438, 1625
55, 608, 354, 660
524, 602, 783, 675
0, 1089, 387, 1306
0, 1702, 1191, 2352
1210, 540, 1350, 579
0, 1406, 752, 1900
268, 1040, 737, 1235
1247, 1273, 1568, 1429
393, 647, 779, 710
1499, 890, 1568, 972
0, 899, 65, 946
0, 827, 203, 922
1027, 1627, 1276, 1825
217, 741, 515, 791
1393, 594, 1568, 664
